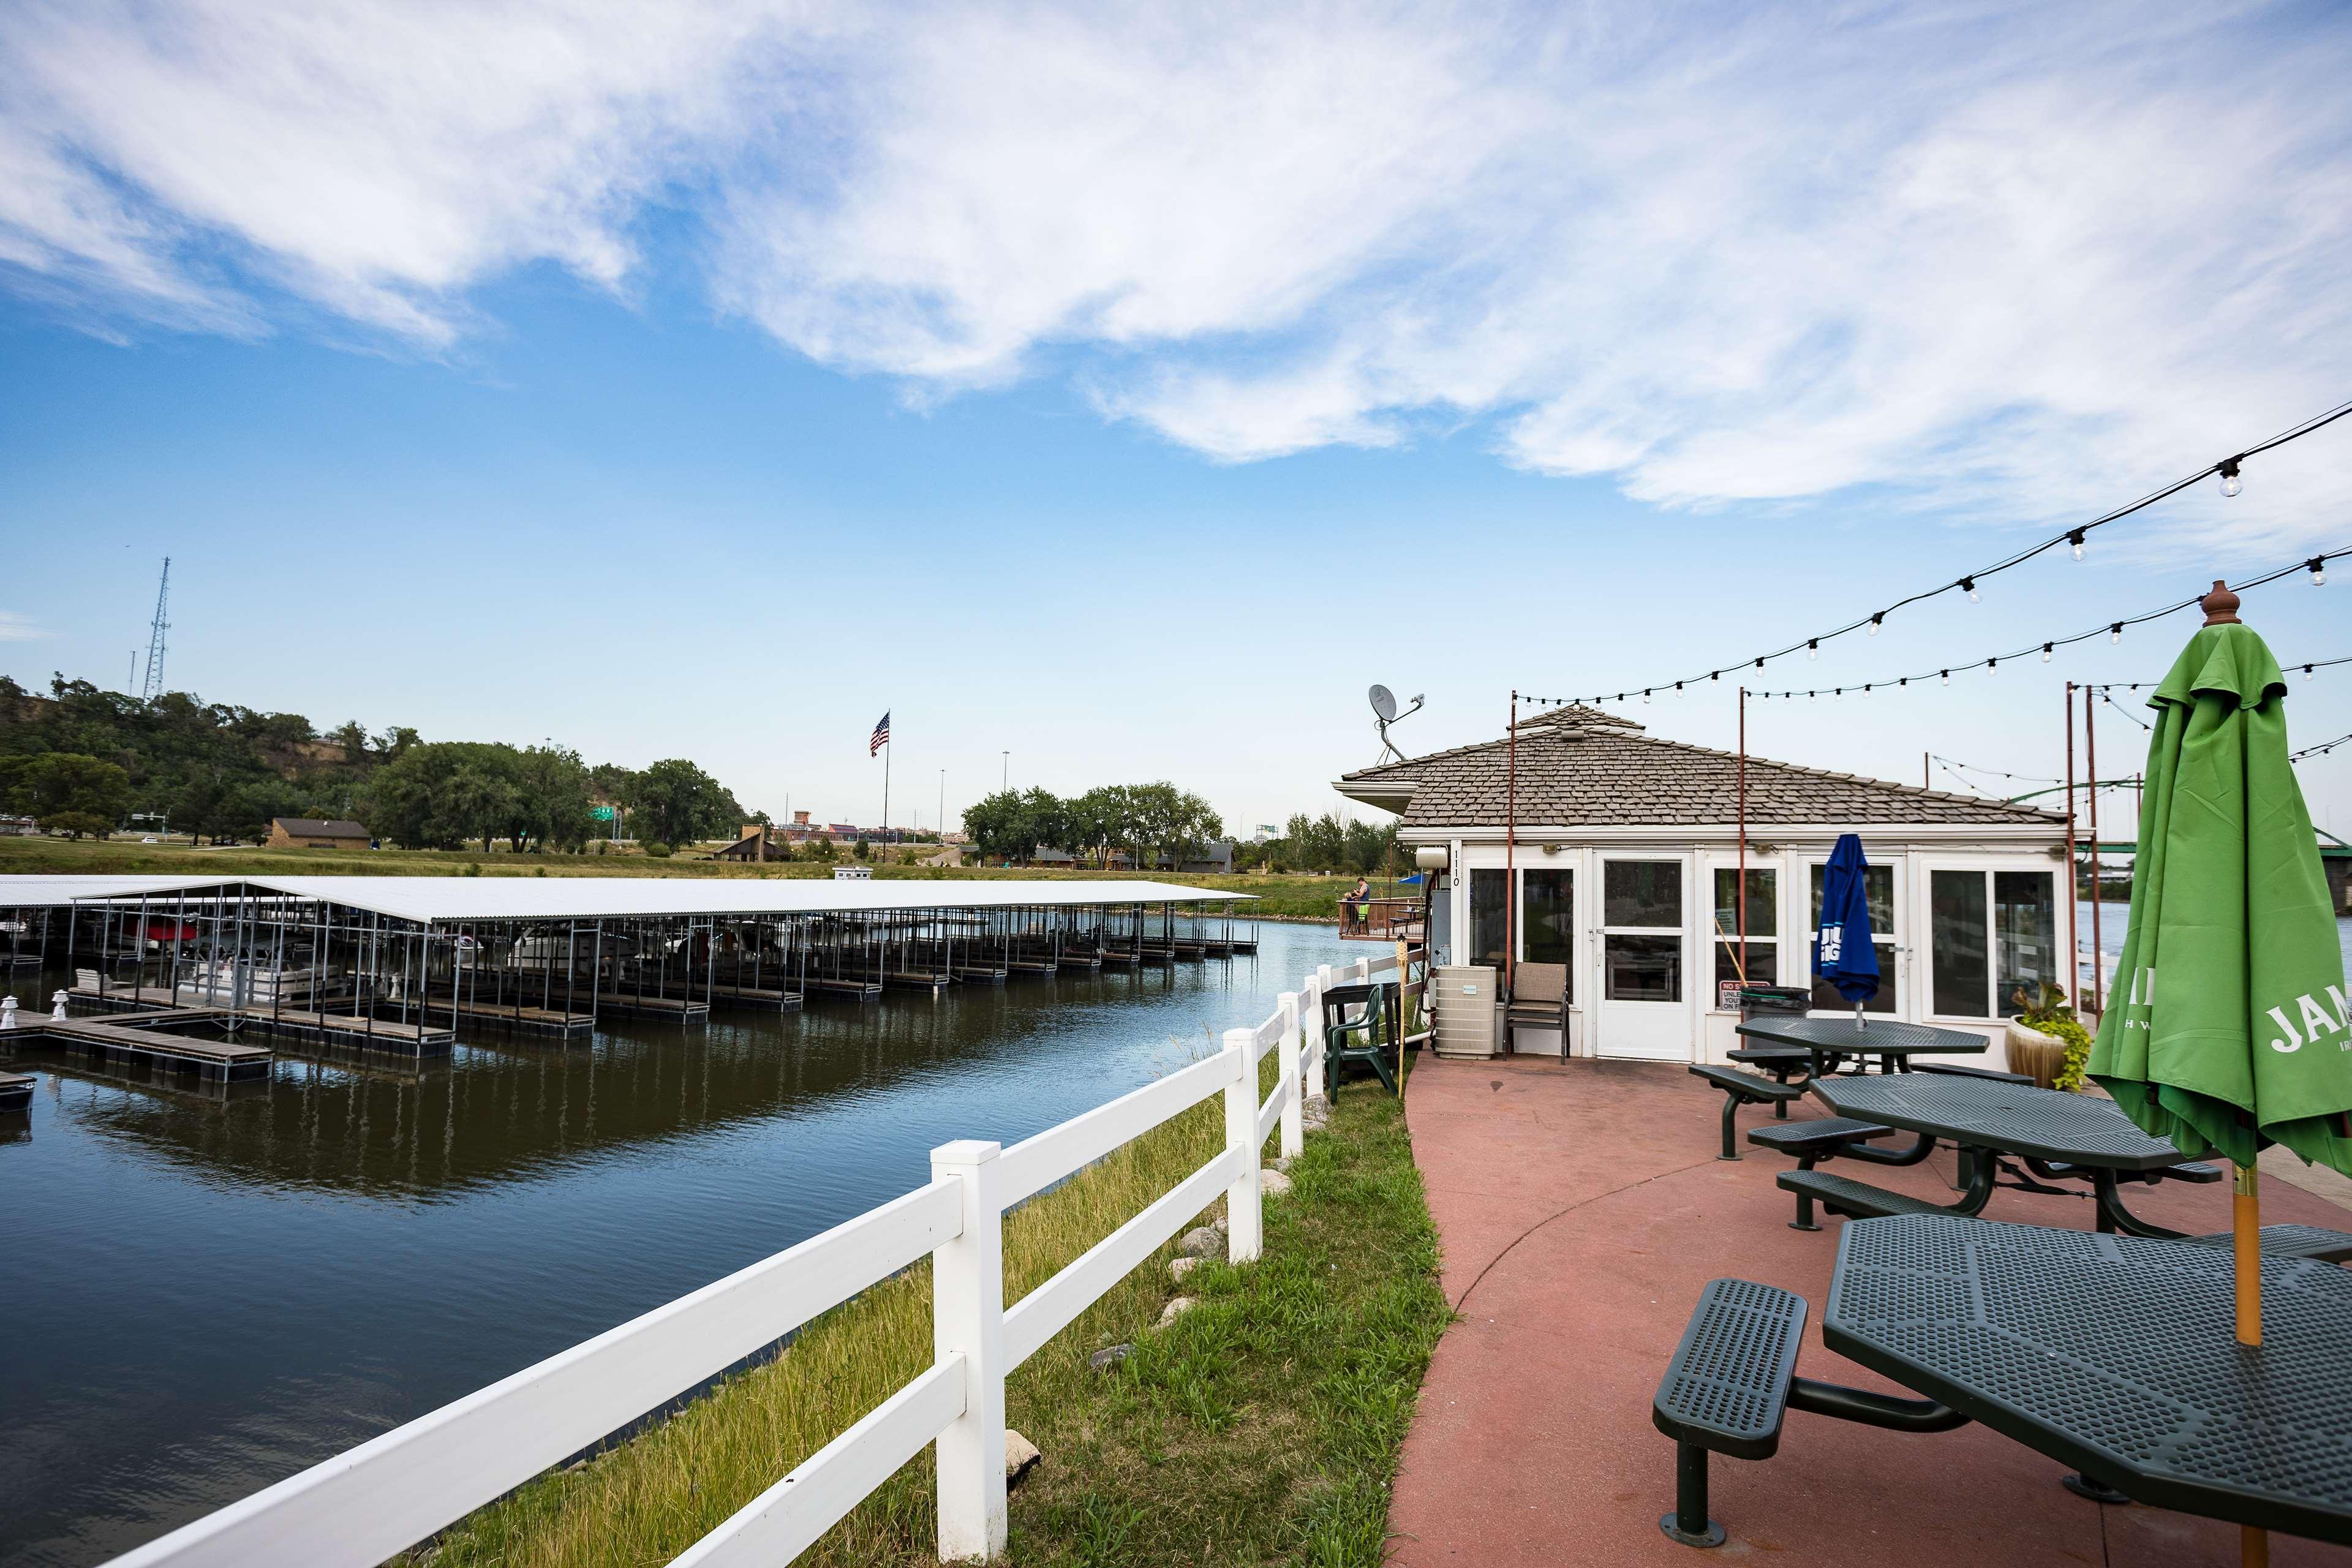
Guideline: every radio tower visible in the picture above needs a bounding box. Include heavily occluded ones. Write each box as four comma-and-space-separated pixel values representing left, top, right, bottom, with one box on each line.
140, 557, 171, 701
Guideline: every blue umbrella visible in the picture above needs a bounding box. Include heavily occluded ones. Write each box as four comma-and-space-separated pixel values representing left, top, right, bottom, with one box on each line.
1814, 832, 1880, 1027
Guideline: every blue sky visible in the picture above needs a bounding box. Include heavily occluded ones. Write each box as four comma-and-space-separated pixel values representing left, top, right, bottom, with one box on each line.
3, 1, 2350, 839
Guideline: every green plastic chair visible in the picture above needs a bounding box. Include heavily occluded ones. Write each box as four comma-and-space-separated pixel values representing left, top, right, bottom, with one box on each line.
1322, 981, 1397, 1098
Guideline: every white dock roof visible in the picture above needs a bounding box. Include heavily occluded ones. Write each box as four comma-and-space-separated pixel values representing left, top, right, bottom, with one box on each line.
0, 875, 245, 909
9, 874, 1254, 925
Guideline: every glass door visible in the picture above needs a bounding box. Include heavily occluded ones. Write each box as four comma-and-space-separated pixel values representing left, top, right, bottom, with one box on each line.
1596, 856, 1690, 1060
1807, 858, 1902, 1016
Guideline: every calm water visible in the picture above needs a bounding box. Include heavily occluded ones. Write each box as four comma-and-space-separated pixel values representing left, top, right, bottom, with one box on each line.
0, 921, 1352, 1567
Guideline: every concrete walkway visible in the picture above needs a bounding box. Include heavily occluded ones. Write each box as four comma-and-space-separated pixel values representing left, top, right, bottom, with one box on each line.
1389, 1055, 2352, 1567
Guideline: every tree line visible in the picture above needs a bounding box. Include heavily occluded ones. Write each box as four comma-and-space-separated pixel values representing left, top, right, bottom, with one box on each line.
1231, 812, 1400, 876
960, 783, 1223, 869
0, 674, 746, 851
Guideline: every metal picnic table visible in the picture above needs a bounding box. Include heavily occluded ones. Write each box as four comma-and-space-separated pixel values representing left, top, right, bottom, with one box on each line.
1809, 1071, 2215, 1232
1733, 1016, 1986, 1077
1827, 1213, 2352, 1545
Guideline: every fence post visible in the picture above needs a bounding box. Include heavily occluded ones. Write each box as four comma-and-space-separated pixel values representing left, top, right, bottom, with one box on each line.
1277, 991, 1304, 1157
1305, 968, 1327, 1102
930, 1140, 1007, 1562
1222, 1028, 1264, 1263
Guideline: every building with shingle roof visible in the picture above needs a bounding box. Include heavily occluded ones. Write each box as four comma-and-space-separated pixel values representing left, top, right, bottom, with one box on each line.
1333, 705, 2069, 1067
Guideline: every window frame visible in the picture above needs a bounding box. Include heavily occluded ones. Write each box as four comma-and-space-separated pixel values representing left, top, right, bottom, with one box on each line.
1801, 851, 1904, 1018
1921, 861, 2061, 1021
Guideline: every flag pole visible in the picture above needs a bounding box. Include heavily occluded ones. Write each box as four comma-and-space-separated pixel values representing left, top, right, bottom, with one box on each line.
883, 725, 891, 847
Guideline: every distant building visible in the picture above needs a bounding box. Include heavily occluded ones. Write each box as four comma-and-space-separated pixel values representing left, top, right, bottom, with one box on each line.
267, 817, 372, 850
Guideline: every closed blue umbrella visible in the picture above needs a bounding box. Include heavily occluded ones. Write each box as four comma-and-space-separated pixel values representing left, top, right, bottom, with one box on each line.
1814, 832, 1880, 1027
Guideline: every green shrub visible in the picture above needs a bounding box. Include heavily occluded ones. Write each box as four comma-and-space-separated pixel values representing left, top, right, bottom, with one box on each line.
643, 842, 674, 859
2013, 983, 2094, 1091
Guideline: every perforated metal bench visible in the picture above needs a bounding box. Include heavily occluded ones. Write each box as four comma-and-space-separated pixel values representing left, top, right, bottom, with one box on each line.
1776, 1168, 1958, 1231
1746, 1118, 1892, 1161
1689, 1065, 1806, 1160
1653, 1278, 1966, 1548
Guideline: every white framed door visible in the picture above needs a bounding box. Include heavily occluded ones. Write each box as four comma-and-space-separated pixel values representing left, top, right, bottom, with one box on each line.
1802, 853, 1907, 1018
1594, 854, 1692, 1060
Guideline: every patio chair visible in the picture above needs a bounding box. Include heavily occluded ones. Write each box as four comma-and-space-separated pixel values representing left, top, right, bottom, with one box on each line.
1321, 981, 1396, 1098
1503, 962, 1569, 1055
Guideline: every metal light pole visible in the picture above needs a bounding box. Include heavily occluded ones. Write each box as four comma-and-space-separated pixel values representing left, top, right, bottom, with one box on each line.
1001, 751, 1009, 793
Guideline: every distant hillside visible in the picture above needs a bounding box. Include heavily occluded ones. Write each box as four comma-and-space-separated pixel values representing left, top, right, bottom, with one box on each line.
0, 674, 745, 850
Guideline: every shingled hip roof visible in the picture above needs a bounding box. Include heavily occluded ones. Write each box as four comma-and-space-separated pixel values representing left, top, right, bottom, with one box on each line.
1336, 712, 2064, 831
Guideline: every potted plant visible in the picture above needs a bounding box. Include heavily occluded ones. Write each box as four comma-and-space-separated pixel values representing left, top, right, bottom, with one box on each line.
2006, 982, 2092, 1090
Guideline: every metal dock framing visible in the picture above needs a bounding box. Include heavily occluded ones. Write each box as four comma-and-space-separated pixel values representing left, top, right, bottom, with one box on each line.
4, 875, 1259, 1051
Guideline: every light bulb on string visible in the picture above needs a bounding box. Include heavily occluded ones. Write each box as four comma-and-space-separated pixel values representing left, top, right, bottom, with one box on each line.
1987, 658, 1997, 675
2042, 643, 2052, 663
2312, 557, 2328, 587
2068, 529, 2086, 561
1940, 670, 1950, 685
2304, 665, 2314, 681
1807, 639, 1819, 660
2111, 624, 2123, 644
2218, 458, 2243, 498
1869, 613, 1883, 636
1642, 690, 1651, 704
1961, 576, 1979, 601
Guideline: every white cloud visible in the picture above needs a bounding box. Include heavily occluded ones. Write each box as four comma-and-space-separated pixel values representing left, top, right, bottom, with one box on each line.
3, 1, 2349, 529
0, 611, 50, 641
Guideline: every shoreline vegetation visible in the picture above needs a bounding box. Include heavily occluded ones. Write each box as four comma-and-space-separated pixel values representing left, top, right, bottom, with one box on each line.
401, 1060, 1447, 1568
0, 838, 1384, 922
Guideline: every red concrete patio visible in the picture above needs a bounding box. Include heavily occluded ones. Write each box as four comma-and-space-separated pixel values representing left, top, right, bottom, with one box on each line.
1388, 1055, 2352, 1568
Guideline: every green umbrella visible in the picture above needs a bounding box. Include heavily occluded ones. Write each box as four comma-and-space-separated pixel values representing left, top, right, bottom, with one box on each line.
2090, 583, 2352, 1373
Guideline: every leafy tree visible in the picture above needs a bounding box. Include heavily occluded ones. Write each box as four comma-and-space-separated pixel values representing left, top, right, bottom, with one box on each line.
513, 743, 595, 851
2, 752, 133, 831
627, 758, 731, 848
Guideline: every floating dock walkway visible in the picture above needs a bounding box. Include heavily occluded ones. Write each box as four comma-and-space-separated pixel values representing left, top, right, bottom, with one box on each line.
4, 1012, 273, 1082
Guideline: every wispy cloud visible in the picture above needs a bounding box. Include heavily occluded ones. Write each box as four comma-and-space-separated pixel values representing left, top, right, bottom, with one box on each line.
4, 1, 2348, 529
0, 611, 50, 641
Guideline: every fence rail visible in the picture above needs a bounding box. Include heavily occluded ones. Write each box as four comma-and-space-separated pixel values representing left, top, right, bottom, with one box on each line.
107, 951, 1396, 1568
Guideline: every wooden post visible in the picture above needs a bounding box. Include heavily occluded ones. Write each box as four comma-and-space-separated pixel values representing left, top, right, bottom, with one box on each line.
1223, 1028, 1264, 1264
1397, 937, 1411, 1087
2065, 683, 2078, 1000
930, 1139, 1007, 1562
2086, 684, 2102, 1017
1506, 692, 1518, 998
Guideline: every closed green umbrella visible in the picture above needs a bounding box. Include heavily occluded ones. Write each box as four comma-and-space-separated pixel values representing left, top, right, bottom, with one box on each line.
2091, 584, 2352, 1339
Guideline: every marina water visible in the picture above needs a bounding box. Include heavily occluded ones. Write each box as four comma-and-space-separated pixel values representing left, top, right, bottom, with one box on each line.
1, 921, 1353, 1567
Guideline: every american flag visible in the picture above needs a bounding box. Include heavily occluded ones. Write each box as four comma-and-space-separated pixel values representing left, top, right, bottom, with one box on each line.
870, 711, 890, 756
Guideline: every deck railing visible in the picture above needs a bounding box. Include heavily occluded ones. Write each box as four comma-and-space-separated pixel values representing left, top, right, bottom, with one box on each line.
1338, 896, 1425, 942
107, 951, 1394, 1568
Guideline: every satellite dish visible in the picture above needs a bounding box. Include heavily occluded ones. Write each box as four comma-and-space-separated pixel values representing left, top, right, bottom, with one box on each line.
1366, 683, 1425, 765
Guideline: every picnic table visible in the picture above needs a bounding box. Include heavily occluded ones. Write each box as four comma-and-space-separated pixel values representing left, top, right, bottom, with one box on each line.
1808, 1071, 2214, 1233
1733, 1016, 1986, 1077
1826, 1213, 2352, 1544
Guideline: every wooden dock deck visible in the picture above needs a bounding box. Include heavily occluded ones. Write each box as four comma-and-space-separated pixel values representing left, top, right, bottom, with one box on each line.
73, 988, 456, 1055
706, 981, 803, 1011
594, 992, 711, 1022
0, 1069, 31, 1110
951, 962, 1006, 982
10, 1015, 274, 1081
432, 997, 597, 1038
804, 976, 884, 1001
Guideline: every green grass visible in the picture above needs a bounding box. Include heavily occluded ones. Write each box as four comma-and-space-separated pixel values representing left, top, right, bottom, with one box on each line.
403, 1065, 1447, 1568
0, 837, 1357, 919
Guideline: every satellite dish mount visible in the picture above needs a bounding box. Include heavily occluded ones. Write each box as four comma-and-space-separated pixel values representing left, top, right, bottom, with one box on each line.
1368, 684, 1425, 766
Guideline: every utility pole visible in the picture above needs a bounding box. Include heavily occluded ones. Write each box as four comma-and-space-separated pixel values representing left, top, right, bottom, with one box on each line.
141, 557, 172, 702
1001, 751, 1009, 793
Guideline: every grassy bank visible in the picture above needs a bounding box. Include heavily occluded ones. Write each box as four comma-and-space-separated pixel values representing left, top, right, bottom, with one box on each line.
0, 837, 1357, 920
405, 1068, 1446, 1568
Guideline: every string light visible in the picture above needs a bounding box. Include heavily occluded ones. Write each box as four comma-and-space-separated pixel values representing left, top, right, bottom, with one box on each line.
1940, 669, 1950, 685
2313, 557, 2329, 586
1807, 639, 1819, 660
2219, 457, 2244, 497
1510, 397, 2352, 706
2111, 623, 2123, 644
2042, 643, 2053, 662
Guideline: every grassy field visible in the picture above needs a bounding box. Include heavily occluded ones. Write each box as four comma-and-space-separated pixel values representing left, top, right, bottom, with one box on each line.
0, 837, 1362, 921
402, 1065, 1446, 1568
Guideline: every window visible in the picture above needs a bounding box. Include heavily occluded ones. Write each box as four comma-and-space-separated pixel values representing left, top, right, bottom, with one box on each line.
1809, 862, 1896, 1014
1931, 870, 1991, 1017
1927, 867, 2056, 1017
1521, 868, 1574, 998
1603, 860, 1682, 1002
1994, 871, 2058, 1014
1469, 868, 1509, 972
1714, 867, 1777, 990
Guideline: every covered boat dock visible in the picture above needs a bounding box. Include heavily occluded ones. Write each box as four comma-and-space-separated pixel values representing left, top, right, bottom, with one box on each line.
1, 875, 1259, 1059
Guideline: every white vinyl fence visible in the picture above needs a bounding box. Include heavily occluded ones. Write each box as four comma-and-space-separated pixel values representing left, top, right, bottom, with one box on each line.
109, 951, 1398, 1568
